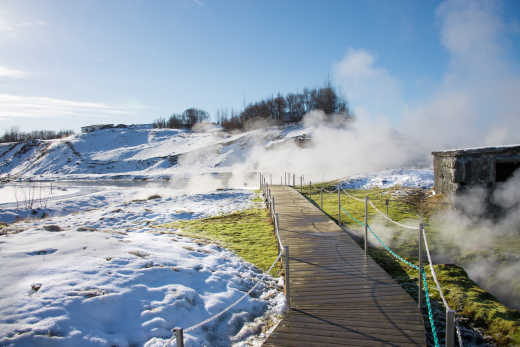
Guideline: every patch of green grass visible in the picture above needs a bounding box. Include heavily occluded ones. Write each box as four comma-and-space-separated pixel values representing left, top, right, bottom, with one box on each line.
160, 208, 281, 276
426, 264, 520, 345
251, 192, 263, 203
298, 183, 520, 345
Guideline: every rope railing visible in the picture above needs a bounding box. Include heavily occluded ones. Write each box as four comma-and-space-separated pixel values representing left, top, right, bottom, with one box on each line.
341, 188, 365, 202
367, 200, 418, 230
267, 173, 463, 346
423, 229, 465, 347
336, 187, 463, 347
339, 203, 439, 346
169, 173, 286, 347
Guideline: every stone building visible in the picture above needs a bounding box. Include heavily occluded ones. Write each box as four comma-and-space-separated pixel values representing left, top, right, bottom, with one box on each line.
432, 145, 520, 195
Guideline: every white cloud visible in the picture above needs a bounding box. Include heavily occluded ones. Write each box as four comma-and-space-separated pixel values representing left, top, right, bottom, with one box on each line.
0, 11, 46, 36
333, 0, 520, 153
0, 66, 26, 79
402, 0, 520, 149
0, 94, 142, 119
334, 48, 403, 120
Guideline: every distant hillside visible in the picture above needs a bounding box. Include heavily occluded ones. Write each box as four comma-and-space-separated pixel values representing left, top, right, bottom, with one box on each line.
0, 124, 310, 181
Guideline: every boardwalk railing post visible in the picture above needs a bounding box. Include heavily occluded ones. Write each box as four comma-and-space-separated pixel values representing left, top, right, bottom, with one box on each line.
293, 173, 295, 187
174, 328, 184, 347
446, 309, 455, 347
284, 245, 290, 309
364, 196, 368, 256
272, 196, 276, 215
385, 199, 389, 216
337, 184, 341, 225
320, 189, 323, 209
418, 223, 424, 311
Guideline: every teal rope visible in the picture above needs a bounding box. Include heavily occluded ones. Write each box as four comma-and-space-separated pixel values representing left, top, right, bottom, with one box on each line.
341, 206, 419, 270
423, 269, 440, 347
340, 206, 365, 226
340, 206, 439, 347
367, 225, 420, 271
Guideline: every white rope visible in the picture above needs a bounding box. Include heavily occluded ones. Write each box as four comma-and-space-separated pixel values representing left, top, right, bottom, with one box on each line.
187, 252, 282, 332
456, 320, 464, 347
274, 217, 283, 251
422, 231, 450, 310
423, 231, 464, 346
166, 251, 283, 344
341, 188, 365, 202
322, 186, 338, 193
368, 200, 418, 230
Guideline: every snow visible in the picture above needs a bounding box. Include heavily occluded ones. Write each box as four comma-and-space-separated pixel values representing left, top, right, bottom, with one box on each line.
341, 168, 434, 190
0, 125, 308, 181
0, 184, 81, 205
0, 188, 285, 346
0, 124, 437, 346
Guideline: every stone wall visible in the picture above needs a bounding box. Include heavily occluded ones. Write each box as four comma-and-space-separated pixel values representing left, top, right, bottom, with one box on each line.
432, 145, 520, 195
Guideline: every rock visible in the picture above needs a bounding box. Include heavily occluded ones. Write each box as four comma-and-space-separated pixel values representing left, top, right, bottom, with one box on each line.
43, 225, 62, 232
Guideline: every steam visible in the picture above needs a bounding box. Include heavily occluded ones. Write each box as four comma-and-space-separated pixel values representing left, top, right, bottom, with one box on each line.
429, 172, 520, 309
165, 0, 520, 310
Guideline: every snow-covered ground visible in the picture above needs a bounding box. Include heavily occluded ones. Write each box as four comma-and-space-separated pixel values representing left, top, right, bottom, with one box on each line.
0, 124, 304, 181
0, 186, 285, 347
340, 168, 434, 190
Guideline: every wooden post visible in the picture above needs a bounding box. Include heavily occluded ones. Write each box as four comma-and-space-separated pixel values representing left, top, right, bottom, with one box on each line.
300, 176, 303, 190
385, 199, 389, 216
274, 213, 280, 252
418, 223, 424, 310
284, 246, 290, 309
272, 196, 275, 214
320, 189, 323, 209
293, 173, 295, 187
364, 196, 368, 256
446, 309, 455, 347
337, 184, 341, 225
174, 328, 184, 347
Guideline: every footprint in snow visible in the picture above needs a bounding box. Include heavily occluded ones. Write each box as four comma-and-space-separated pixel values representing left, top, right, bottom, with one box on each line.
26, 248, 57, 256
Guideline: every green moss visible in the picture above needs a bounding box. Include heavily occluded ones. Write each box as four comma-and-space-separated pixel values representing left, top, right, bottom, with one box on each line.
251, 193, 264, 203
160, 208, 281, 276
298, 184, 520, 345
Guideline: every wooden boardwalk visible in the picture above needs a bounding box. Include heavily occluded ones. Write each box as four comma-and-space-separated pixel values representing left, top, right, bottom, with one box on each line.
263, 186, 425, 347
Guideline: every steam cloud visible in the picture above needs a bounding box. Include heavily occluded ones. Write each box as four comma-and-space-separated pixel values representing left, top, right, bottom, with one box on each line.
167, 0, 520, 310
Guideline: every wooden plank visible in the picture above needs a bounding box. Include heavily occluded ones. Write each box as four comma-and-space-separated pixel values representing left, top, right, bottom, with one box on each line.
263, 186, 425, 346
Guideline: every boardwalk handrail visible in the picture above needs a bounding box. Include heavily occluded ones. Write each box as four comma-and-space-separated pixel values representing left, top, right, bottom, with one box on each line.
168, 173, 284, 347
287, 173, 463, 347
337, 186, 464, 347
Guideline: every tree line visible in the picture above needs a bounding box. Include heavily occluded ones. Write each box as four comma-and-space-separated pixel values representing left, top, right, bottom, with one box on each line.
0, 128, 74, 143
153, 108, 209, 129
154, 85, 352, 131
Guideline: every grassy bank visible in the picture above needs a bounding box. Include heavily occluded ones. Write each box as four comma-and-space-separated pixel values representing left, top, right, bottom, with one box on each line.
299, 184, 520, 346
159, 207, 281, 276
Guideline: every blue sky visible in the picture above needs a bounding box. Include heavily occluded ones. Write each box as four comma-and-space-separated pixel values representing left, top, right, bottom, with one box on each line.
1, 0, 519, 135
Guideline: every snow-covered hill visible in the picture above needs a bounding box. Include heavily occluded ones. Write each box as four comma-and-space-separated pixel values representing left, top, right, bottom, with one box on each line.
0, 124, 308, 181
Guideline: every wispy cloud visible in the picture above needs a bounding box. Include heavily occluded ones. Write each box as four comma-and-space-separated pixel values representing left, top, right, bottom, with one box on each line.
334, 0, 520, 151
334, 48, 403, 120
0, 66, 26, 79
0, 12, 46, 35
0, 94, 142, 119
